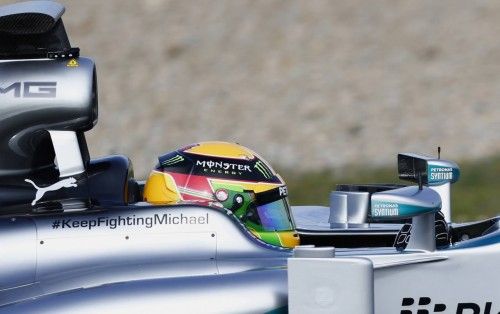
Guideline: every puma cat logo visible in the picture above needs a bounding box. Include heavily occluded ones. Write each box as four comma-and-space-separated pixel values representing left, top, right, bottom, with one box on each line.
25, 177, 78, 206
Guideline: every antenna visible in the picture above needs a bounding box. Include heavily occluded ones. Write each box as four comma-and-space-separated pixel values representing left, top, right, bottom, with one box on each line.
438, 146, 441, 159
418, 172, 423, 190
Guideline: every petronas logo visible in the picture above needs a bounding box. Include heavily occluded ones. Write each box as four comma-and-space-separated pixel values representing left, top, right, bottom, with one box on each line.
254, 161, 273, 179
161, 155, 184, 166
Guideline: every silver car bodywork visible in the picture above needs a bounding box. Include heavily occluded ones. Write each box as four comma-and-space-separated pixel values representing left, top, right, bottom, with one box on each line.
1, 202, 498, 313
0, 204, 289, 303
0, 1, 499, 313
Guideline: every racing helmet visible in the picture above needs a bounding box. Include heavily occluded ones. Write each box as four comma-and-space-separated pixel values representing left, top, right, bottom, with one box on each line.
143, 141, 299, 248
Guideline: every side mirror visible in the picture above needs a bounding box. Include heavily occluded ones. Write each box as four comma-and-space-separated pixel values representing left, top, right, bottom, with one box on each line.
370, 186, 441, 220
398, 153, 460, 186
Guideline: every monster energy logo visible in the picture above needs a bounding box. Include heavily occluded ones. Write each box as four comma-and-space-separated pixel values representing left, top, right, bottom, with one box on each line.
254, 161, 273, 179
161, 155, 184, 166
196, 160, 251, 172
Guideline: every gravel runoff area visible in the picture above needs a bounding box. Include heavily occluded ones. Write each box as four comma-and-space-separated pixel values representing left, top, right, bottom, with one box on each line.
2, 0, 499, 178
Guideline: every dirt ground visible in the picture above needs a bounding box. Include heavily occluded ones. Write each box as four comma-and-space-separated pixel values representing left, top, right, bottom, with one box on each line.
2, 0, 500, 177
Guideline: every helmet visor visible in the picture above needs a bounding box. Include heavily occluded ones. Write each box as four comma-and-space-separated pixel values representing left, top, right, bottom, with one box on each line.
255, 198, 294, 231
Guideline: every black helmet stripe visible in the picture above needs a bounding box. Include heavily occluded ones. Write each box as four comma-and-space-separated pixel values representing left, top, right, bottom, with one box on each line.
254, 185, 288, 206
158, 152, 282, 183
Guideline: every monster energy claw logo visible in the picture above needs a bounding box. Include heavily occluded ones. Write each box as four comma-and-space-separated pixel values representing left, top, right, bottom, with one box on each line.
161, 155, 184, 166
254, 161, 273, 179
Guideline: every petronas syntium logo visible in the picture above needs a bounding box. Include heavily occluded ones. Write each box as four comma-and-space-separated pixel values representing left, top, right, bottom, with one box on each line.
161, 155, 184, 166
254, 161, 273, 179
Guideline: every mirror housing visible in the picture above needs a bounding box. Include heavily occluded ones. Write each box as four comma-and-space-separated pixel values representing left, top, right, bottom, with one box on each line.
370, 186, 442, 221
398, 153, 460, 186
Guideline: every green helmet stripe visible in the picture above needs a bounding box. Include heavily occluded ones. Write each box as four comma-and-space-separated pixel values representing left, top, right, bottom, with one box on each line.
257, 231, 282, 247
161, 155, 184, 166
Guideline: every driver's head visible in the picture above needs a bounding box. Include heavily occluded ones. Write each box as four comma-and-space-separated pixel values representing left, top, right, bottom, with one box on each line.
143, 141, 299, 248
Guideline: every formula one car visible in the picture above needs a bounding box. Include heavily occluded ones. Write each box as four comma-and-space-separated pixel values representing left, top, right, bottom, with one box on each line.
0, 2, 498, 313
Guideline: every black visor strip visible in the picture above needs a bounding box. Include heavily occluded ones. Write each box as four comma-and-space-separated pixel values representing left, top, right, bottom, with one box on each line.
254, 185, 288, 206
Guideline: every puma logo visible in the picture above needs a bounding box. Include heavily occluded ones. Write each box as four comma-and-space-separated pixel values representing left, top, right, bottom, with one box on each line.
25, 177, 78, 206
